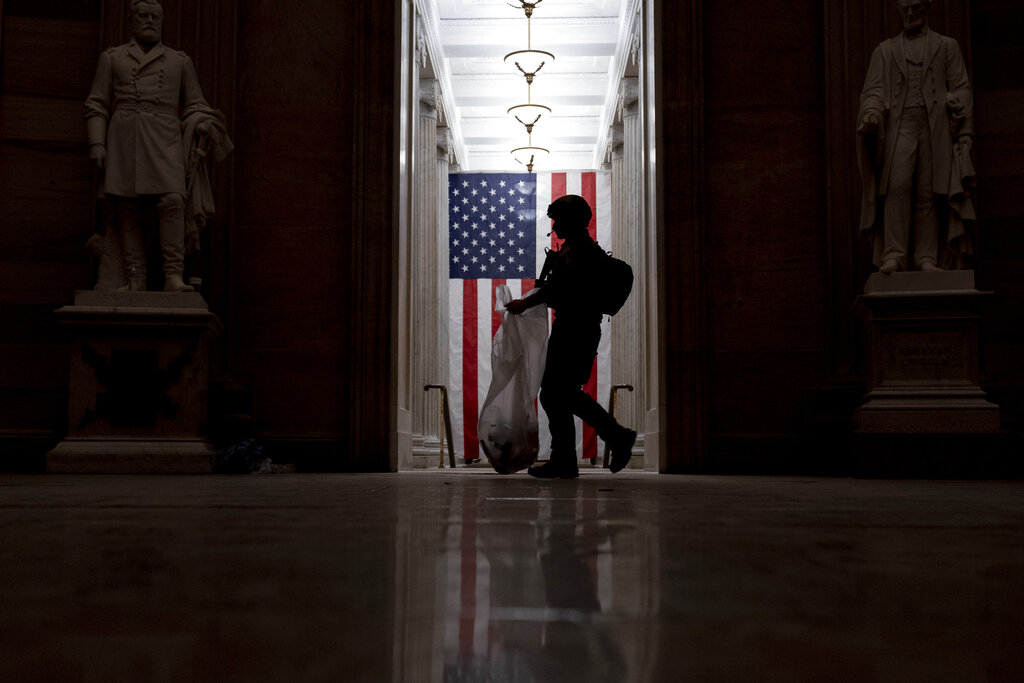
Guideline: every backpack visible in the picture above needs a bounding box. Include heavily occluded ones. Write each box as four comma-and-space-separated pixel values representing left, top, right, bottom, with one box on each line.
595, 250, 633, 316
538, 243, 633, 316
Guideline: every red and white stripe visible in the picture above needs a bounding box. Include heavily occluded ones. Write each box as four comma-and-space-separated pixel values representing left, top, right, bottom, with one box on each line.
449, 171, 611, 463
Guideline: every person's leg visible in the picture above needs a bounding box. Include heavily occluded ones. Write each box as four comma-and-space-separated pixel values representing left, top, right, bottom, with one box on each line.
911, 108, 939, 269
881, 112, 920, 272
157, 193, 194, 292
532, 324, 581, 478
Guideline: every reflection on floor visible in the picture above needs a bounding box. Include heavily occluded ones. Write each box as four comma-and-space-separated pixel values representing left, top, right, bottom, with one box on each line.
1, 471, 1023, 681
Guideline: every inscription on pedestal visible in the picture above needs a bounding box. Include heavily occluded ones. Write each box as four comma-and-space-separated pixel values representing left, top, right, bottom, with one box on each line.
879, 328, 970, 383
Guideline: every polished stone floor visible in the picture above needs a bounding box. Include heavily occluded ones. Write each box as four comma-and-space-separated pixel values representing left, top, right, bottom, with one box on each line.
1, 470, 1023, 682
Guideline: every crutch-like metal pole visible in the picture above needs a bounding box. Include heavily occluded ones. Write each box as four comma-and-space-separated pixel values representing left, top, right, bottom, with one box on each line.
602, 384, 634, 468
425, 385, 457, 469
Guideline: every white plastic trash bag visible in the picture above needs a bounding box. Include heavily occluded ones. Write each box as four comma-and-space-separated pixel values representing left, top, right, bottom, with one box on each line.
478, 285, 548, 474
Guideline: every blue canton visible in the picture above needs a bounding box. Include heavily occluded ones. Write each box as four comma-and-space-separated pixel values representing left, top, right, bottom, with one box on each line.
449, 173, 537, 279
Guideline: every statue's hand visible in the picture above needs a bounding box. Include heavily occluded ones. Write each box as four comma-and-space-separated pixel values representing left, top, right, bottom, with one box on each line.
857, 112, 881, 135
89, 144, 106, 170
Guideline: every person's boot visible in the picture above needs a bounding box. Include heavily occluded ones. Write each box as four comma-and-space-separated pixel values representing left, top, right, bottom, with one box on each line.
158, 194, 194, 292
609, 428, 637, 473
528, 452, 579, 479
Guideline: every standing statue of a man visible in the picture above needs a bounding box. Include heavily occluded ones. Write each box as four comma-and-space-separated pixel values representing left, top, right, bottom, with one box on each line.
857, 0, 976, 274
85, 0, 232, 292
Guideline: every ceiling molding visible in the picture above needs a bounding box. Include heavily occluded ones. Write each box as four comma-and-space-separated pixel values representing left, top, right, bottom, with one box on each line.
415, 0, 469, 168
592, 0, 640, 169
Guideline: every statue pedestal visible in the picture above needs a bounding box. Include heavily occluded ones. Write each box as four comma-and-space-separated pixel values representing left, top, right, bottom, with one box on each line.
47, 291, 222, 473
853, 271, 999, 433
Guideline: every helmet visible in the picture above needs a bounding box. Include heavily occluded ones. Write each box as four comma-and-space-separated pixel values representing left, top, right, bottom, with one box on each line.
546, 194, 592, 231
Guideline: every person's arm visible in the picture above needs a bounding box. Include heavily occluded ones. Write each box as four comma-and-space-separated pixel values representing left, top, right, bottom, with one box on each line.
505, 287, 548, 315
85, 51, 113, 169
857, 44, 886, 135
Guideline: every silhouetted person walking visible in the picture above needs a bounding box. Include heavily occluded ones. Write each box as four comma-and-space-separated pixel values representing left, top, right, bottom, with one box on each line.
506, 195, 636, 478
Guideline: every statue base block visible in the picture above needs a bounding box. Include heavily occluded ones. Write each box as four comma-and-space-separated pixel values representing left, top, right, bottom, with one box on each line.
853, 271, 999, 434
46, 291, 222, 474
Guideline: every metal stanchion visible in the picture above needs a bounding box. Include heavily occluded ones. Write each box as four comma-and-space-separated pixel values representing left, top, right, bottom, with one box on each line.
425, 385, 457, 468
602, 384, 634, 468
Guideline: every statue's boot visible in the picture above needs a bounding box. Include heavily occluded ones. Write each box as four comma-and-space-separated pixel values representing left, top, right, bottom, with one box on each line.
158, 193, 195, 293
116, 200, 147, 291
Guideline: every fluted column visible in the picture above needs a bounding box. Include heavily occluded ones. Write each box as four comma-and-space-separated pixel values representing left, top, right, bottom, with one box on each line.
611, 77, 645, 451
434, 125, 452, 451
412, 80, 442, 456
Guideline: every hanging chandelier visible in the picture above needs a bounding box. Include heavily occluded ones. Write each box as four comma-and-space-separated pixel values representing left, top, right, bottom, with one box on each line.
505, 0, 554, 169
503, 1, 555, 76
510, 113, 549, 172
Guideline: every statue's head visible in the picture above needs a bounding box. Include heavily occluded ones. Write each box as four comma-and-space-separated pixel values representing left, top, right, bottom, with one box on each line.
546, 195, 593, 240
130, 0, 164, 45
897, 0, 931, 33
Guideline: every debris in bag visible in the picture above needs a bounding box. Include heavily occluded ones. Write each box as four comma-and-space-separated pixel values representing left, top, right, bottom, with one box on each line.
478, 285, 548, 474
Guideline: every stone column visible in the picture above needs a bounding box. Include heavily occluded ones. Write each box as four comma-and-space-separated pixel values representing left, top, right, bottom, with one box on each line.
434, 125, 452, 454
412, 80, 443, 457
611, 76, 645, 455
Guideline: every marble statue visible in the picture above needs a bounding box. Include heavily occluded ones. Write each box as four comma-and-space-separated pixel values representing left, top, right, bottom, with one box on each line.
857, 0, 975, 274
85, 0, 232, 292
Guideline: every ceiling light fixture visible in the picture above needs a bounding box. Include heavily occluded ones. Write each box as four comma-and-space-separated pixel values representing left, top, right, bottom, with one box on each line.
503, 0, 555, 79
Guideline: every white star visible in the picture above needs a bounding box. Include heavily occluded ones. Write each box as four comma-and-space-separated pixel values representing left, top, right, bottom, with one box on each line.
490, 206, 497, 213
471, 206, 478, 213
481, 197, 488, 205
471, 189, 478, 196
463, 264, 469, 272
499, 264, 506, 272
453, 188, 459, 196
471, 239, 478, 247
499, 231, 506, 239
462, 198, 469, 205
490, 256, 496, 264
462, 231, 469, 238
481, 180, 488, 187
490, 223, 496, 230
453, 239, 459, 247
463, 248, 469, 255
462, 215, 470, 222
499, 248, 506, 255
518, 265, 525, 272
518, 248, 525, 255
499, 180, 507, 187
509, 256, 515, 263
452, 206, 460, 213
490, 239, 497, 247
472, 256, 478, 264
518, 231, 525, 238
518, 198, 525, 205
453, 255, 459, 263
499, 198, 507, 205
463, 180, 469, 188
490, 189, 497, 196
508, 189, 515, 197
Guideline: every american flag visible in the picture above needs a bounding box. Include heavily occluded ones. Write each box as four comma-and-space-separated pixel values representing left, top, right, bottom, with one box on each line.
448, 171, 612, 464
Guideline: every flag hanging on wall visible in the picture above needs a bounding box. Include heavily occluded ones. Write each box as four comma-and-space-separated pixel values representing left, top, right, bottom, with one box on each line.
448, 171, 612, 464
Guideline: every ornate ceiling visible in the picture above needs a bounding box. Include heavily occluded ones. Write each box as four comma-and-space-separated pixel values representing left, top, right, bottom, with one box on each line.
423, 0, 635, 171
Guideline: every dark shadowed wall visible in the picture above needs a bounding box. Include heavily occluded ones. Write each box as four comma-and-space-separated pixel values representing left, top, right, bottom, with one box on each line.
0, 0, 1021, 472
